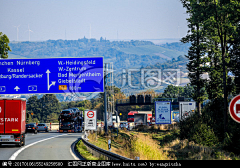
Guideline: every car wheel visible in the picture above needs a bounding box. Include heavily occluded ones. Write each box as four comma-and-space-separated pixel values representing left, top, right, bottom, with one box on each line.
34, 130, 37, 134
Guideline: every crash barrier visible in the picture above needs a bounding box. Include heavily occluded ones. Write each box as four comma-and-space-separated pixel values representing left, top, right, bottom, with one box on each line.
81, 133, 132, 160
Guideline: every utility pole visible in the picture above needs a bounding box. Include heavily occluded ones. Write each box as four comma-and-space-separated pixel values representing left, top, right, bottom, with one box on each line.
103, 63, 114, 135
104, 63, 108, 134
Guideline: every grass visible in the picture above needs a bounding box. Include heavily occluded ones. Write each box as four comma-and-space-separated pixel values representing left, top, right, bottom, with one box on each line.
76, 127, 240, 160
75, 140, 99, 160
86, 129, 170, 160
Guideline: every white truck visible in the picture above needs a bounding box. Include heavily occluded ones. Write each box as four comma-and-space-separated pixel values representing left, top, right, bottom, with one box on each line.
112, 116, 120, 127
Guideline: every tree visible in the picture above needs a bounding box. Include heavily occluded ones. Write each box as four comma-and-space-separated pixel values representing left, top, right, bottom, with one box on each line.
180, 0, 209, 115
0, 32, 11, 58
203, 0, 240, 134
180, 0, 240, 135
229, 24, 240, 95
27, 95, 41, 121
161, 85, 184, 98
39, 94, 61, 122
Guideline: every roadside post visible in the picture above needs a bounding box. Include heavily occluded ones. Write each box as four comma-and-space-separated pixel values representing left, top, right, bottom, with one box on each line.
108, 139, 111, 152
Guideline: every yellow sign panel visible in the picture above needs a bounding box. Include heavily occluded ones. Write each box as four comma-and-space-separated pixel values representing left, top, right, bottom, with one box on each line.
59, 85, 67, 90
12, 129, 18, 131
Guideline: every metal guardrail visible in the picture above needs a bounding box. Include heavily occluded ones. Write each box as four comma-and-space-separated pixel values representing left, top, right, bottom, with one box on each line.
81, 135, 132, 160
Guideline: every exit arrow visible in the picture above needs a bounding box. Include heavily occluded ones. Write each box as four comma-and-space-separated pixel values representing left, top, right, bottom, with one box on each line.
46, 69, 55, 90
14, 86, 20, 91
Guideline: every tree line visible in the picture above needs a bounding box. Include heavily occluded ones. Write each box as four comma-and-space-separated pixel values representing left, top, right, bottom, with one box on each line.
180, 0, 240, 154
25, 84, 194, 123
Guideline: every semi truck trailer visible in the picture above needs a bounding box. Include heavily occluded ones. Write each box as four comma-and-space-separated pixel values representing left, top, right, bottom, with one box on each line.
58, 108, 83, 133
0, 98, 26, 147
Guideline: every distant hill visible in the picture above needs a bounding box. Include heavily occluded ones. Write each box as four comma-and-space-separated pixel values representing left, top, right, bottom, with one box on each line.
9, 38, 189, 71
114, 55, 190, 95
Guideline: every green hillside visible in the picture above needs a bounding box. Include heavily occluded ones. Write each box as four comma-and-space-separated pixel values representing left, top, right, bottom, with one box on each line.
8, 38, 189, 71
119, 44, 186, 60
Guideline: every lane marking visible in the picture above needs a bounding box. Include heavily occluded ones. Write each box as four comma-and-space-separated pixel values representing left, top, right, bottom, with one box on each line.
70, 138, 81, 160
9, 134, 67, 160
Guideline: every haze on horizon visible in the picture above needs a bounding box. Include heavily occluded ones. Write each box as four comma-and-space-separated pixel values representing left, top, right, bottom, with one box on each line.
0, 0, 188, 43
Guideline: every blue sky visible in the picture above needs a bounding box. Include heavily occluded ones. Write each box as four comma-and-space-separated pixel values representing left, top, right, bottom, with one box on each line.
0, 0, 188, 42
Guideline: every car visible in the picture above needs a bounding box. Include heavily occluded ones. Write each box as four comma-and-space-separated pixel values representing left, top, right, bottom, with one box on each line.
37, 123, 49, 132
26, 123, 38, 134
120, 122, 128, 129
59, 109, 74, 120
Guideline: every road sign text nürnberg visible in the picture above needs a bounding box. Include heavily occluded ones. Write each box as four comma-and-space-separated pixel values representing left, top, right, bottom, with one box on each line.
0, 57, 104, 94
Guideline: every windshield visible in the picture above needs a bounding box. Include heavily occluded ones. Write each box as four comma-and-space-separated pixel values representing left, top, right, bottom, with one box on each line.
128, 115, 134, 118
61, 111, 71, 114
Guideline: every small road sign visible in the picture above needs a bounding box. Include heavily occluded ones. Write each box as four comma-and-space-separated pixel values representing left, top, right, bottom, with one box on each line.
84, 110, 97, 131
229, 95, 240, 123
87, 111, 94, 118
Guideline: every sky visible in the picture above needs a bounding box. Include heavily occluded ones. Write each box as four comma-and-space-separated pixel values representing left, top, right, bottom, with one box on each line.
0, 0, 188, 42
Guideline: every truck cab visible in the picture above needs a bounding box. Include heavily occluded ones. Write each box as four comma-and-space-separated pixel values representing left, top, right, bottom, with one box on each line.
127, 111, 138, 122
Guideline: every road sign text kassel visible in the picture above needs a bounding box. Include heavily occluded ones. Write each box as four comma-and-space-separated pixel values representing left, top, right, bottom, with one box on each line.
229, 95, 240, 123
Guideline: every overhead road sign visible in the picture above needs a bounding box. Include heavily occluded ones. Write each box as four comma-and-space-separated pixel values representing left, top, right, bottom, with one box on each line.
155, 101, 171, 124
229, 95, 240, 123
0, 57, 104, 94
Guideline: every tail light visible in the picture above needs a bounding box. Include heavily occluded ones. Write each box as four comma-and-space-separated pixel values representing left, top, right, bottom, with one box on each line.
44, 127, 46, 128
33, 127, 35, 129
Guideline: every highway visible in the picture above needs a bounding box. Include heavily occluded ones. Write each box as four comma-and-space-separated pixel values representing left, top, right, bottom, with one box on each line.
0, 131, 83, 160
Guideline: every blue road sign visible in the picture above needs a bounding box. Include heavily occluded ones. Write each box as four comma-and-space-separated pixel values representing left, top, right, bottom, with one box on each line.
0, 57, 104, 94
155, 101, 172, 124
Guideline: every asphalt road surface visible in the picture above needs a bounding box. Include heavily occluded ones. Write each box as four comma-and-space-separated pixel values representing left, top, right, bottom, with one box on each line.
0, 131, 83, 160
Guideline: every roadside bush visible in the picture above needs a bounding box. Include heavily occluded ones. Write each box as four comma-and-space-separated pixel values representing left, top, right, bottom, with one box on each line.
192, 123, 218, 147
180, 98, 240, 155
179, 112, 219, 147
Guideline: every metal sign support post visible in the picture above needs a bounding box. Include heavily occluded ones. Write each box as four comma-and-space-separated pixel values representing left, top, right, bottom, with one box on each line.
104, 63, 108, 134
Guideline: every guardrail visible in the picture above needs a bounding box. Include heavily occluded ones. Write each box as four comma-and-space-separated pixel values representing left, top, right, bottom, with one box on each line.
81, 135, 132, 160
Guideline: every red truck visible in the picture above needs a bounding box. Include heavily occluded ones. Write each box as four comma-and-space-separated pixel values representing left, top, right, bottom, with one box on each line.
127, 111, 152, 122
127, 111, 138, 122
0, 98, 26, 147
137, 111, 152, 122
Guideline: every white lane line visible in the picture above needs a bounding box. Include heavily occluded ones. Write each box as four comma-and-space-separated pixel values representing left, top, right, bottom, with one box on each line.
9, 134, 67, 160
70, 139, 80, 160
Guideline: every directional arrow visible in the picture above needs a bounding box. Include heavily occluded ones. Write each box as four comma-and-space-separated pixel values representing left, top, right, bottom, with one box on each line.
46, 69, 56, 91
14, 86, 20, 91
46, 69, 51, 90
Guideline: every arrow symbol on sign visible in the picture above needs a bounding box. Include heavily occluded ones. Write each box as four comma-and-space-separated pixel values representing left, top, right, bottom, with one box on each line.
46, 69, 56, 91
14, 86, 20, 91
